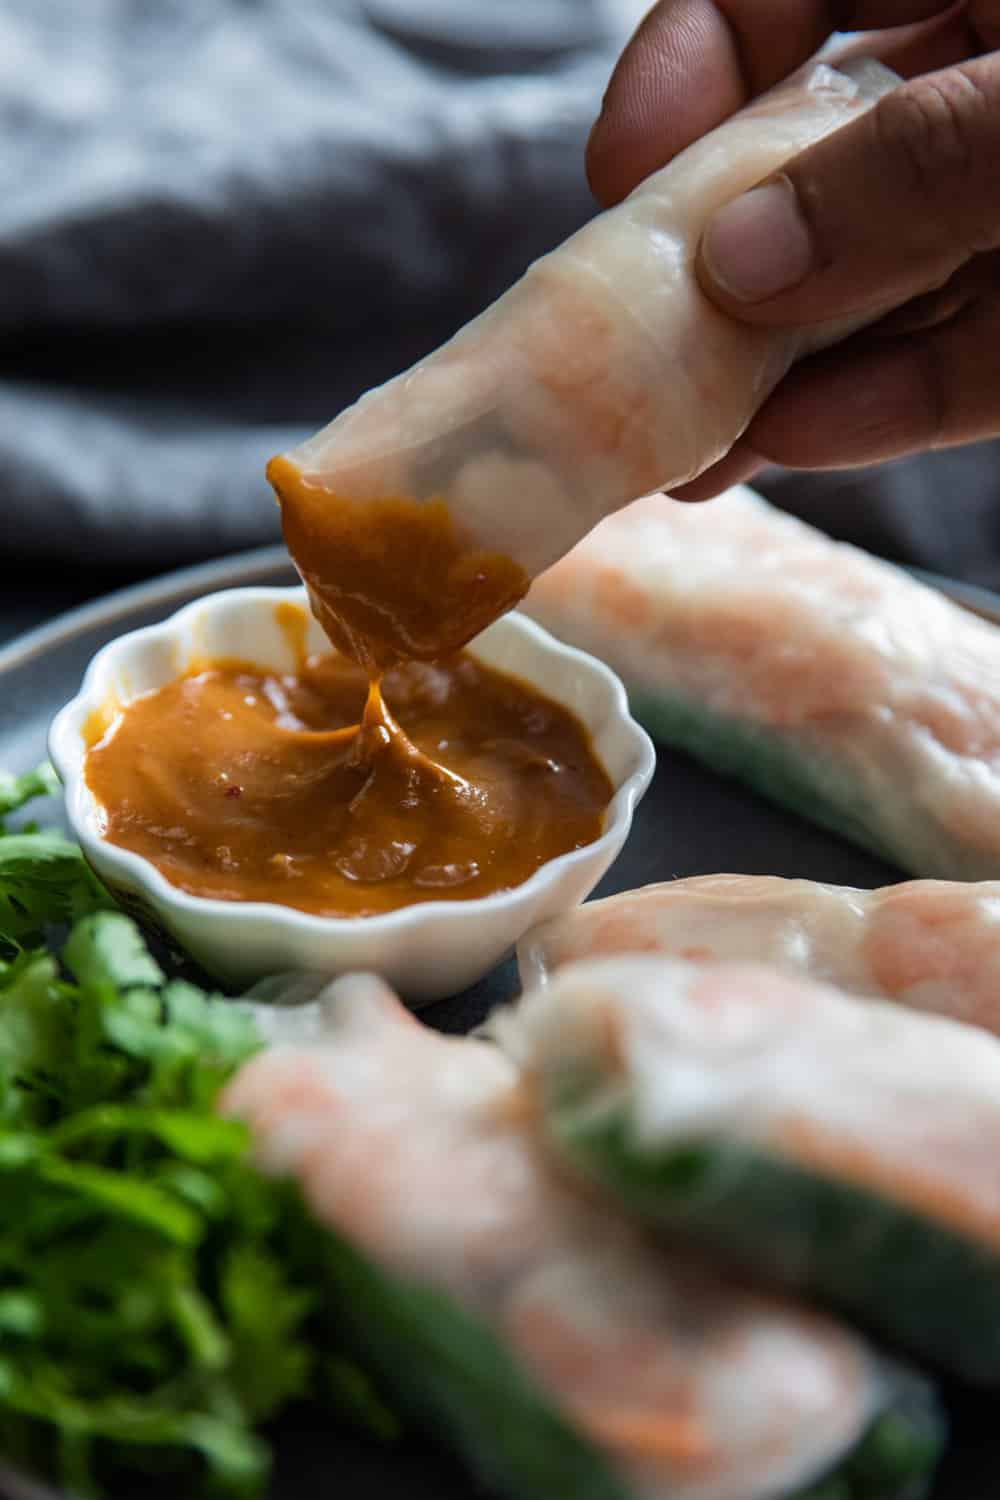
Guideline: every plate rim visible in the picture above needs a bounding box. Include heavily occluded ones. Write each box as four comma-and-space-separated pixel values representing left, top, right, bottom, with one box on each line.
0, 545, 296, 677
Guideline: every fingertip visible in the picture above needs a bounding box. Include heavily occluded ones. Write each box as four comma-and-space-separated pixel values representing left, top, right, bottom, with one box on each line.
585, 21, 669, 207
586, 0, 748, 207
585, 109, 629, 209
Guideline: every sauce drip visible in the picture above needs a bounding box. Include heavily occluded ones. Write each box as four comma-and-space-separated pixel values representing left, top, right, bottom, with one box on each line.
267, 454, 529, 671
84, 634, 611, 919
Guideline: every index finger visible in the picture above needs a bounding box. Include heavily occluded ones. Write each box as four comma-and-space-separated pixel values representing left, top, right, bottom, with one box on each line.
586, 0, 975, 206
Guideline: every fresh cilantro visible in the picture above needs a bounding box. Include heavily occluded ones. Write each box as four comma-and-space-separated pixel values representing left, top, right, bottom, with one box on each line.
0, 769, 397, 1499
0, 833, 109, 956
0, 763, 60, 819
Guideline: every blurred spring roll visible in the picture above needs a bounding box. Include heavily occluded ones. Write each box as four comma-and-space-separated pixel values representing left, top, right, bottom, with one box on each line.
518, 873, 1000, 1035
524, 486, 1000, 880
224, 975, 942, 1500
502, 955, 1000, 1384
267, 60, 899, 667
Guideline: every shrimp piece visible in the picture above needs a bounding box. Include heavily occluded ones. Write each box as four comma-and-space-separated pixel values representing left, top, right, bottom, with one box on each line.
267, 60, 899, 666
519, 872, 1000, 1036
864, 879, 1000, 1031
525, 486, 1000, 879
223, 973, 932, 1500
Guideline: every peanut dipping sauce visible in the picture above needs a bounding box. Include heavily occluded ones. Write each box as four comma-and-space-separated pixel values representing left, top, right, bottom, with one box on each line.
267, 455, 529, 670
83, 605, 612, 919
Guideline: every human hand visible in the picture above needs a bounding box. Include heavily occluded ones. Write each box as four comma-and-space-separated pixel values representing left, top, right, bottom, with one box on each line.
587, 3, 1000, 499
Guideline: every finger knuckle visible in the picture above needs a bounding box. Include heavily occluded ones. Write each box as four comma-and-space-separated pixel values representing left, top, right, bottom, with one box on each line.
873, 70, 987, 208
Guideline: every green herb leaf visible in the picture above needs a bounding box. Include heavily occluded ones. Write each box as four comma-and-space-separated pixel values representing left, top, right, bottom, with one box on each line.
0, 834, 107, 951
0, 763, 60, 820
0, 796, 400, 1500
64, 911, 166, 993
220, 1246, 314, 1421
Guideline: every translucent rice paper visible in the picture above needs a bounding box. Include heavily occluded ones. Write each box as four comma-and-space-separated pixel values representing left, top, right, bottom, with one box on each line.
224, 972, 922, 1500
500, 954, 1000, 1254
517, 873, 1000, 1035
274, 59, 898, 581
524, 486, 1000, 880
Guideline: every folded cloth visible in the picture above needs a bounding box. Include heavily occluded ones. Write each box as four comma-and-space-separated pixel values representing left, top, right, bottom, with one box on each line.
0, 0, 642, 568
1, 0, 998, 589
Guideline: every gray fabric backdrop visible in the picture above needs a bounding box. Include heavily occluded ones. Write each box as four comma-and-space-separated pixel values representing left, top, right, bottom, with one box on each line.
2, 0, 998, 589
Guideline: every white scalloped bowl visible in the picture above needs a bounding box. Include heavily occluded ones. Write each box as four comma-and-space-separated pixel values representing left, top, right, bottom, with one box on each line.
49, 587, 655, 1002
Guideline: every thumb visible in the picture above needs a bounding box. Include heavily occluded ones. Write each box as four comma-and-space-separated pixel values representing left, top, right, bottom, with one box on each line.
696, 56, 1000, 325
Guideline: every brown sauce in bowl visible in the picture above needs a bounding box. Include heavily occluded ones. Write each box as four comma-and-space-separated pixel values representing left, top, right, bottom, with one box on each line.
84, 616, 612, 919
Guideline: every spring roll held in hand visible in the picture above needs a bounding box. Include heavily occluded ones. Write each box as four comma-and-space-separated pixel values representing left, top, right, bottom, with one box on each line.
268, 59, 898, 668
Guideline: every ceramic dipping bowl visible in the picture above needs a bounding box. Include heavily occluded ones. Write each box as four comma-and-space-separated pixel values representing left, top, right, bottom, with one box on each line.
49, 587, 655, 1002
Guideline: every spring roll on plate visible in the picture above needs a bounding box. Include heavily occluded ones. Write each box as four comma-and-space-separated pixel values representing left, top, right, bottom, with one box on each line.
266, 60, 899, 668
524, 486, 1000, 880
224, 976, 941, 1500
501, 955, 1000, 1385
518, 873, 1000, 1035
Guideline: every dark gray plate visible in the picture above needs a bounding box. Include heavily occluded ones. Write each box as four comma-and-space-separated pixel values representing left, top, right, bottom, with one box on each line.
2, 546, 999, 1500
